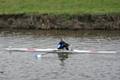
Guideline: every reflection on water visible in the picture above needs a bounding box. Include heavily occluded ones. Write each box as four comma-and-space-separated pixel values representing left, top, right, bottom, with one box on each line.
57, 52, 69, 66
0, 29, 120, 80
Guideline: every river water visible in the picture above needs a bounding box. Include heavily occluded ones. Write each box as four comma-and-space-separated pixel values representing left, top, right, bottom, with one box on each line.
0, 30, 120, 80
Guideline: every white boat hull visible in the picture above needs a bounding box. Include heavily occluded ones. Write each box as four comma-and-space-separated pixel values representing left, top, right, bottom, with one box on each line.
5, 48, 117, 54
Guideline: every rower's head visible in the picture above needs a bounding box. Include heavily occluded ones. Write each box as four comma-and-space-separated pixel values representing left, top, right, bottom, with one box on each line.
60, 38, 63, 41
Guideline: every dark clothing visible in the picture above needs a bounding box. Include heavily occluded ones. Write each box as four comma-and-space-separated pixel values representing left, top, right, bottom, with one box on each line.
58, 40, 69, 50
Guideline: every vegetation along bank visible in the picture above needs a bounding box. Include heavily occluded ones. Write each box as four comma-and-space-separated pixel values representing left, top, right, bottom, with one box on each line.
0, 14, 120, 30
0, 0, 120, 30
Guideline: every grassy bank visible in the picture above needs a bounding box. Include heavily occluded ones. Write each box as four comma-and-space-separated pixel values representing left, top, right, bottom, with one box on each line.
0, 0, 120, 14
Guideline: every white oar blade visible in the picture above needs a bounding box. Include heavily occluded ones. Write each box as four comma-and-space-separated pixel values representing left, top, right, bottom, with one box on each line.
34, 54, 44, 60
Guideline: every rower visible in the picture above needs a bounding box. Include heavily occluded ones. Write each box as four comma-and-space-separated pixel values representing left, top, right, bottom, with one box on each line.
57, 39, 70, 50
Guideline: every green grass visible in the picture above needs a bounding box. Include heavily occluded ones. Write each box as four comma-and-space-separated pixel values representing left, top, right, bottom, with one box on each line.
0, 0, 120, 14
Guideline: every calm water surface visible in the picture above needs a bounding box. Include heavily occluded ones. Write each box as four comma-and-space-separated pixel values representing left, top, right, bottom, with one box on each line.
0, 30, 120, 80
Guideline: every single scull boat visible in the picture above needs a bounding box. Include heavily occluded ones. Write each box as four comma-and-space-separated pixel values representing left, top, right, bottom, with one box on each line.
5, 48, 117, 54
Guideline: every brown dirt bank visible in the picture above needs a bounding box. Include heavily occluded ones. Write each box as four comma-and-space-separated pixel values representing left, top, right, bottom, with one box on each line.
0, 14, 120, 30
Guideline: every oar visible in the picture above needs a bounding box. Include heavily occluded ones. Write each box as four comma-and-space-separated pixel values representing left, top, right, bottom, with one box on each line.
34, 53, 47, 60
